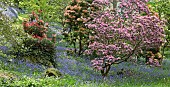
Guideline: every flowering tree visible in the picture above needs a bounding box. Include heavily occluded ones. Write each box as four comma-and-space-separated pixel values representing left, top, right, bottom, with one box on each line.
85, 0, 165, 78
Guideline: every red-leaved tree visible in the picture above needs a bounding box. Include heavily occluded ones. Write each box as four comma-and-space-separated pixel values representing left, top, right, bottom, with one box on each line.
22, 11, 57, 67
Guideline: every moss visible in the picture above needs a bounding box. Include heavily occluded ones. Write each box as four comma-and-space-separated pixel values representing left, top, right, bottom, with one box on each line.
44, 68, 62, 78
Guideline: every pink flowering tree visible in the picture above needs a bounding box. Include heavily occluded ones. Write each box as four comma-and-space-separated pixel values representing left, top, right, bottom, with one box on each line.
85, 0, 165, 78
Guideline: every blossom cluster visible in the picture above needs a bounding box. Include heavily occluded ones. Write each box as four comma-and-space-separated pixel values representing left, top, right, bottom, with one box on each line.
93, 0, 110, 5
118, 0, 150, 18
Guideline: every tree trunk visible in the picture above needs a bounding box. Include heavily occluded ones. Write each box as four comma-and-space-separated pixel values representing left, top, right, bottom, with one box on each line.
101, 65, 111, 79
78, 36, 82, 55
73, 39, 77, 54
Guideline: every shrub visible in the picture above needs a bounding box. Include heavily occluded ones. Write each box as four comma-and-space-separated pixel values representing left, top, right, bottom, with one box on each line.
22, 11, 57, 67
145, 49, 163, 66
0, 8, 28, 59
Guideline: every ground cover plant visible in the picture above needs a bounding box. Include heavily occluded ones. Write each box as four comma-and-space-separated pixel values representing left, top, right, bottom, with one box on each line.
0, 0, 170, 87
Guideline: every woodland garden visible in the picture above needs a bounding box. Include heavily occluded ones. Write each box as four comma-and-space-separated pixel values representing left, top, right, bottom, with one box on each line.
0, 0, 170, 86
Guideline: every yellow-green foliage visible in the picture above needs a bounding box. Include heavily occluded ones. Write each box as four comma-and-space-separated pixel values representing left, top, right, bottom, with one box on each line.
44, 68, 62, 77
0, 70, 17, 80
155, 52, 162, 59
0, 12, 29, 58
19, 0, 70, 23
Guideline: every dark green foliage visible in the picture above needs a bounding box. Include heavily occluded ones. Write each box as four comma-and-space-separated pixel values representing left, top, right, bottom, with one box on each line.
23, 38, 55, 57
22, 12, 57, 67
23, 37, 56, 67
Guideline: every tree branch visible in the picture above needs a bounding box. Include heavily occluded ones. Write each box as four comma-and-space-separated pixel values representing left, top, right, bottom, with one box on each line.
113, 40, 142, 64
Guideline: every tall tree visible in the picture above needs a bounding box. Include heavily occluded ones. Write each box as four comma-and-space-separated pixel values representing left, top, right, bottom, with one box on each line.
63, 0, 93, 55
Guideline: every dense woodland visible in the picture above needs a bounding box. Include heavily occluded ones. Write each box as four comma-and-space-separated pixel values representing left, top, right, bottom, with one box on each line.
0, 0, 170, 86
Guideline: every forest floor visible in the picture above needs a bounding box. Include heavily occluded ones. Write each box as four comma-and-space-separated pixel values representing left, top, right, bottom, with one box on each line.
0, 25, 170, 87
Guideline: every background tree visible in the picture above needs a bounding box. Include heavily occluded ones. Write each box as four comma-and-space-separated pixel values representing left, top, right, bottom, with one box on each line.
63, 0, 93, 55
148, 0, 170, 58
19, 0, 70, 24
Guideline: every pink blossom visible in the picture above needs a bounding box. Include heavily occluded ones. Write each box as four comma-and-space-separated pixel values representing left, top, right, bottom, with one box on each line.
85, 0, 165, 76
